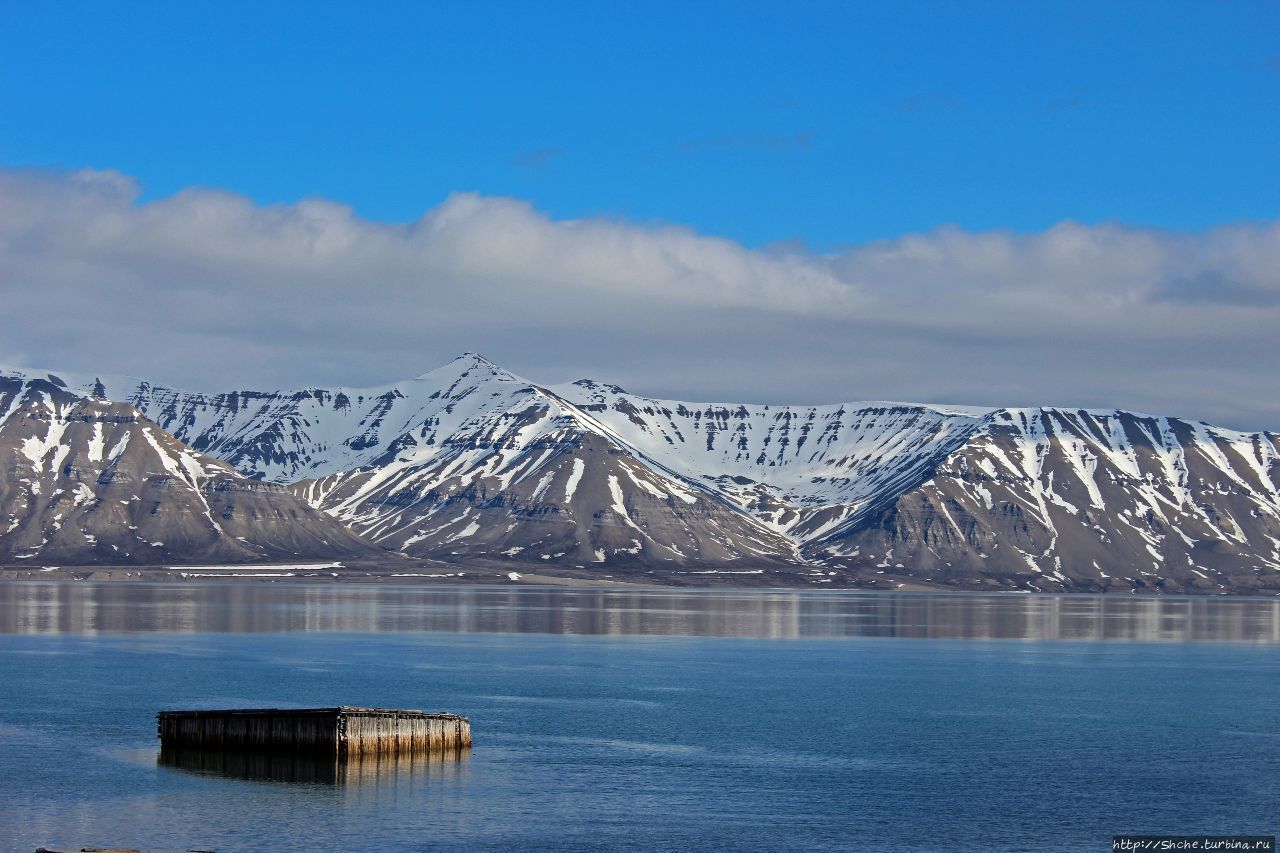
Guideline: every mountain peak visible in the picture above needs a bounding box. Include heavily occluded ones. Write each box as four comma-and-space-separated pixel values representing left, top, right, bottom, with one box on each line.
413, 352, 505, 379
453, 351, 498, 367
410, 353, 531, 391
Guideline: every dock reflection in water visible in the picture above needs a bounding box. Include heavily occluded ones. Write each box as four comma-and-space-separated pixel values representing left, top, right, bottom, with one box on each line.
158, 746, 470, 786
1, 582, 1278, 642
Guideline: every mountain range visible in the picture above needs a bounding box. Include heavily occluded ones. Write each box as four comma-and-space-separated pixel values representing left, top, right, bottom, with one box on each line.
2, 354, 1278, 593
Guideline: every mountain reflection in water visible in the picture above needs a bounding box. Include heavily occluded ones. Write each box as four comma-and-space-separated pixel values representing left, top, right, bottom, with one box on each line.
1, 582, 1278, 642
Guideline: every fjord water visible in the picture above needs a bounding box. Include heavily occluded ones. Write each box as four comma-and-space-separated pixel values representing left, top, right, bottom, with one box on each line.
2, 584, 1279, 851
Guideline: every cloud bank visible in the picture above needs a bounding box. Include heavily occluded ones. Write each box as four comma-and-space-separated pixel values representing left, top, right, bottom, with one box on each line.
1, 167, 1277, 429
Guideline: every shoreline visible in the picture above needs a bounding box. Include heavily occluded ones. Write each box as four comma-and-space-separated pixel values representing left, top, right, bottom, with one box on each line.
0, 562, 932, 591
2, 562, 1277, 597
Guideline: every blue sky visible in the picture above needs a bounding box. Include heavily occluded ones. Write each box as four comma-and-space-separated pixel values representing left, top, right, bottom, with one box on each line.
3, 1, 1277, 248
2, 3, 1279, 428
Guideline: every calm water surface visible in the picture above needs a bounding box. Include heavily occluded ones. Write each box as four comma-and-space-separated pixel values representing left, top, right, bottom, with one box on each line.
1, 582, 1278, 852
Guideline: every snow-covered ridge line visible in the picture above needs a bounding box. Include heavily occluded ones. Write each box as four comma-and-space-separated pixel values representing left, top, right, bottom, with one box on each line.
6, 357, 1269, 459
12, 354, 1271, 435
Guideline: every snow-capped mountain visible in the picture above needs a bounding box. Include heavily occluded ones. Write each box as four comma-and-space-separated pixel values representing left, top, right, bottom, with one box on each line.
291, 386, 804, 570
3, 355, 1278, 592
0, 374, 377, 565
817, 408, 1280, 593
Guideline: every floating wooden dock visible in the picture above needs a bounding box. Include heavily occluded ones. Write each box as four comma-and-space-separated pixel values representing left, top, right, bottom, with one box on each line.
157, 706, 471, 756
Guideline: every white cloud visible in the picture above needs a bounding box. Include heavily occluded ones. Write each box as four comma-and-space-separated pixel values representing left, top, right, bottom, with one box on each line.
1, 167, 1277, 429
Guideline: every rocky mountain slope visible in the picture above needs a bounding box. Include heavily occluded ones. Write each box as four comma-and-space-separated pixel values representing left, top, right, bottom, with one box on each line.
812, 408, 1280, 593
0, 375, 378, 565
2, 355, 1278, 592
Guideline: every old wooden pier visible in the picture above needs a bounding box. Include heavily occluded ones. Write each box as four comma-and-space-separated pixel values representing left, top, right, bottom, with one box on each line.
157, 706, 471, 756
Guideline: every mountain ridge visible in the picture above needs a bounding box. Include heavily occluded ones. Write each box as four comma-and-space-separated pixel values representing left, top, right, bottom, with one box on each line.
2, 355, 1278, 593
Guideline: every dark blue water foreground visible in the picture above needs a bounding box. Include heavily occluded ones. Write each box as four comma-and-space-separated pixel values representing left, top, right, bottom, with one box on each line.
1, 583, 1278, 851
